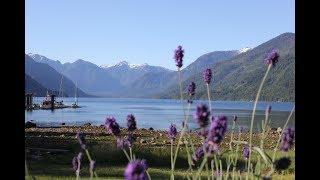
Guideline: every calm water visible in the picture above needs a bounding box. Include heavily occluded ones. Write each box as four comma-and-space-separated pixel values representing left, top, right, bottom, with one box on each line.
25, 98, 295, 132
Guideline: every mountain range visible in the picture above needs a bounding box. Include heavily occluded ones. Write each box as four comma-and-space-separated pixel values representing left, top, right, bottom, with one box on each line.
25, 54, 90, 97
156, 32, 295, 102
25, 32, 295, 101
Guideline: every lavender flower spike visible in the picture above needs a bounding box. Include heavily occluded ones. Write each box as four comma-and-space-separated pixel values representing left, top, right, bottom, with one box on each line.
265, 49, 280, 66
187, 82, 196, 96
194, 104, 210, 128
207, 116, 227, 144
174, 45, 184, 68
76, 131, 86, 150
280, 127, 295, 151
243, 146, 250, 160
127, 114, 137, 131
168, 124, 178, 140
105, 117, 121, 136
192, 146, 204, 164
203, 68, 212, 84
72, 152, 83, 175
124, 159, 148, 180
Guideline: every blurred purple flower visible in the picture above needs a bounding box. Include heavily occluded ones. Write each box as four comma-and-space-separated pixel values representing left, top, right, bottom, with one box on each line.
265, 49, 280, 66
243, 146, 250, 160
174, 45, 184, 68
76, 131, 86, 150
105, 117, 121, 136
194, 104, 210, 128
168, 124, 178, 140
126, 134, 136, 147
203, 68, 212, 84
72, 152, 83, 174
207, 116, 228, 144
204, 141, 220, 155
124, 159, 148, 180
215, 170, 222, 177
187, 82, 196, 96
280, 127, 295, 151
117, 138, 128, 149
127, 114, 137, 131
192, 146, 204, 164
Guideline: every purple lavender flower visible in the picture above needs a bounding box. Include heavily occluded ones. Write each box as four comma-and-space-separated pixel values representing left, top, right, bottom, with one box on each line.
207, 116, 228, 144
233, 115, 237, 122
215, 170, 222, 177
90, 160, 96, 172
76, 132, 86, 149
192, 146, 204, 164
105, 117, 121, 136
204, 141, 220, 155
265, 49, 280, 66
194, 104, 210, 128
126, 134, 136, 147
117, 138, 128, 149
174, 45, 184, 68
243, 146, 250, 160
187, 82, 196, 96
127, 114, 137, 131
124, 159, 148, 180
72, 152, 83, 173
280, 127, 295, 151
72, 156, 78, 172
168, 124, 178, 140
203, 68, 212, 84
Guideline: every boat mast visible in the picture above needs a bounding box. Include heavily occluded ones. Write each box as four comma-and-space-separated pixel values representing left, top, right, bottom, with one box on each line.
74, 81, 78, 105
58, 75, 64, 100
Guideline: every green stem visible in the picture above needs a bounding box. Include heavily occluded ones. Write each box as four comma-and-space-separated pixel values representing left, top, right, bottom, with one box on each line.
272, 106, 295, 162
171, 140, 174, 179
206, 83, 212, 112
230, 120, 236, 150
85, 149, 99, 178
146, 170, 152, 180
172, 69, 189, 175
122, 149, 131, 161
178, 68, 186, 119
129, 147, 133, 160
25, 160, 30, 178
205, 163, 210, 180
247, 64, 271, 179
211, 160, 215, 180
196, 154, 208, 178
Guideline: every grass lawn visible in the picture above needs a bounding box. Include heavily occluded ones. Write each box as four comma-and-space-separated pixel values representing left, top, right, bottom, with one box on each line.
26, 127, 295, 179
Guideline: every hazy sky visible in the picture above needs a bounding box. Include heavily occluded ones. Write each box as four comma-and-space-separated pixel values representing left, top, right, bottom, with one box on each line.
25, 0, 294, 70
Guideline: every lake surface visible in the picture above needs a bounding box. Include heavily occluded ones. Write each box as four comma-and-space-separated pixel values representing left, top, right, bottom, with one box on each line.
25, 98, 295, 132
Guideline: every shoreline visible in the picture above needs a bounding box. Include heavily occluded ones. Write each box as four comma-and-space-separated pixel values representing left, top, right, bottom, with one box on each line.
25, 125, 284, 150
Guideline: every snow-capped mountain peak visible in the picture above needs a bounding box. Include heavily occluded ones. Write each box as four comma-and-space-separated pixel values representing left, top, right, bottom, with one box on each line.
238, 47, 252, 54
100, 61, 149, 69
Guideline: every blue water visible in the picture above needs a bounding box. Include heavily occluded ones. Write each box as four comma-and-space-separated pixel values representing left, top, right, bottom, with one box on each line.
25, 98, 295, 131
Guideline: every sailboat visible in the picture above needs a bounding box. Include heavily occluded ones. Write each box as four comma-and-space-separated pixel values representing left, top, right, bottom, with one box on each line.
71, 81, 80, 108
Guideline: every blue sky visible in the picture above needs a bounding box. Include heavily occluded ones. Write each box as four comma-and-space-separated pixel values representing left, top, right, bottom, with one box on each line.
25, 0, 294, 70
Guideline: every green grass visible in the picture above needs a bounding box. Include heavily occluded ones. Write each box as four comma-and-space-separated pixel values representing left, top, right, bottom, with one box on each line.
26, 133, 294, 179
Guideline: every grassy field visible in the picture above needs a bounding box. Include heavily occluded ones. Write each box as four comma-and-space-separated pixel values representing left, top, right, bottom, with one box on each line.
25, 127, 295, 179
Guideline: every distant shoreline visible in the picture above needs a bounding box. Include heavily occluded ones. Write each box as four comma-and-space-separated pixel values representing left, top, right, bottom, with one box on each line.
30, 96, 295, 104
